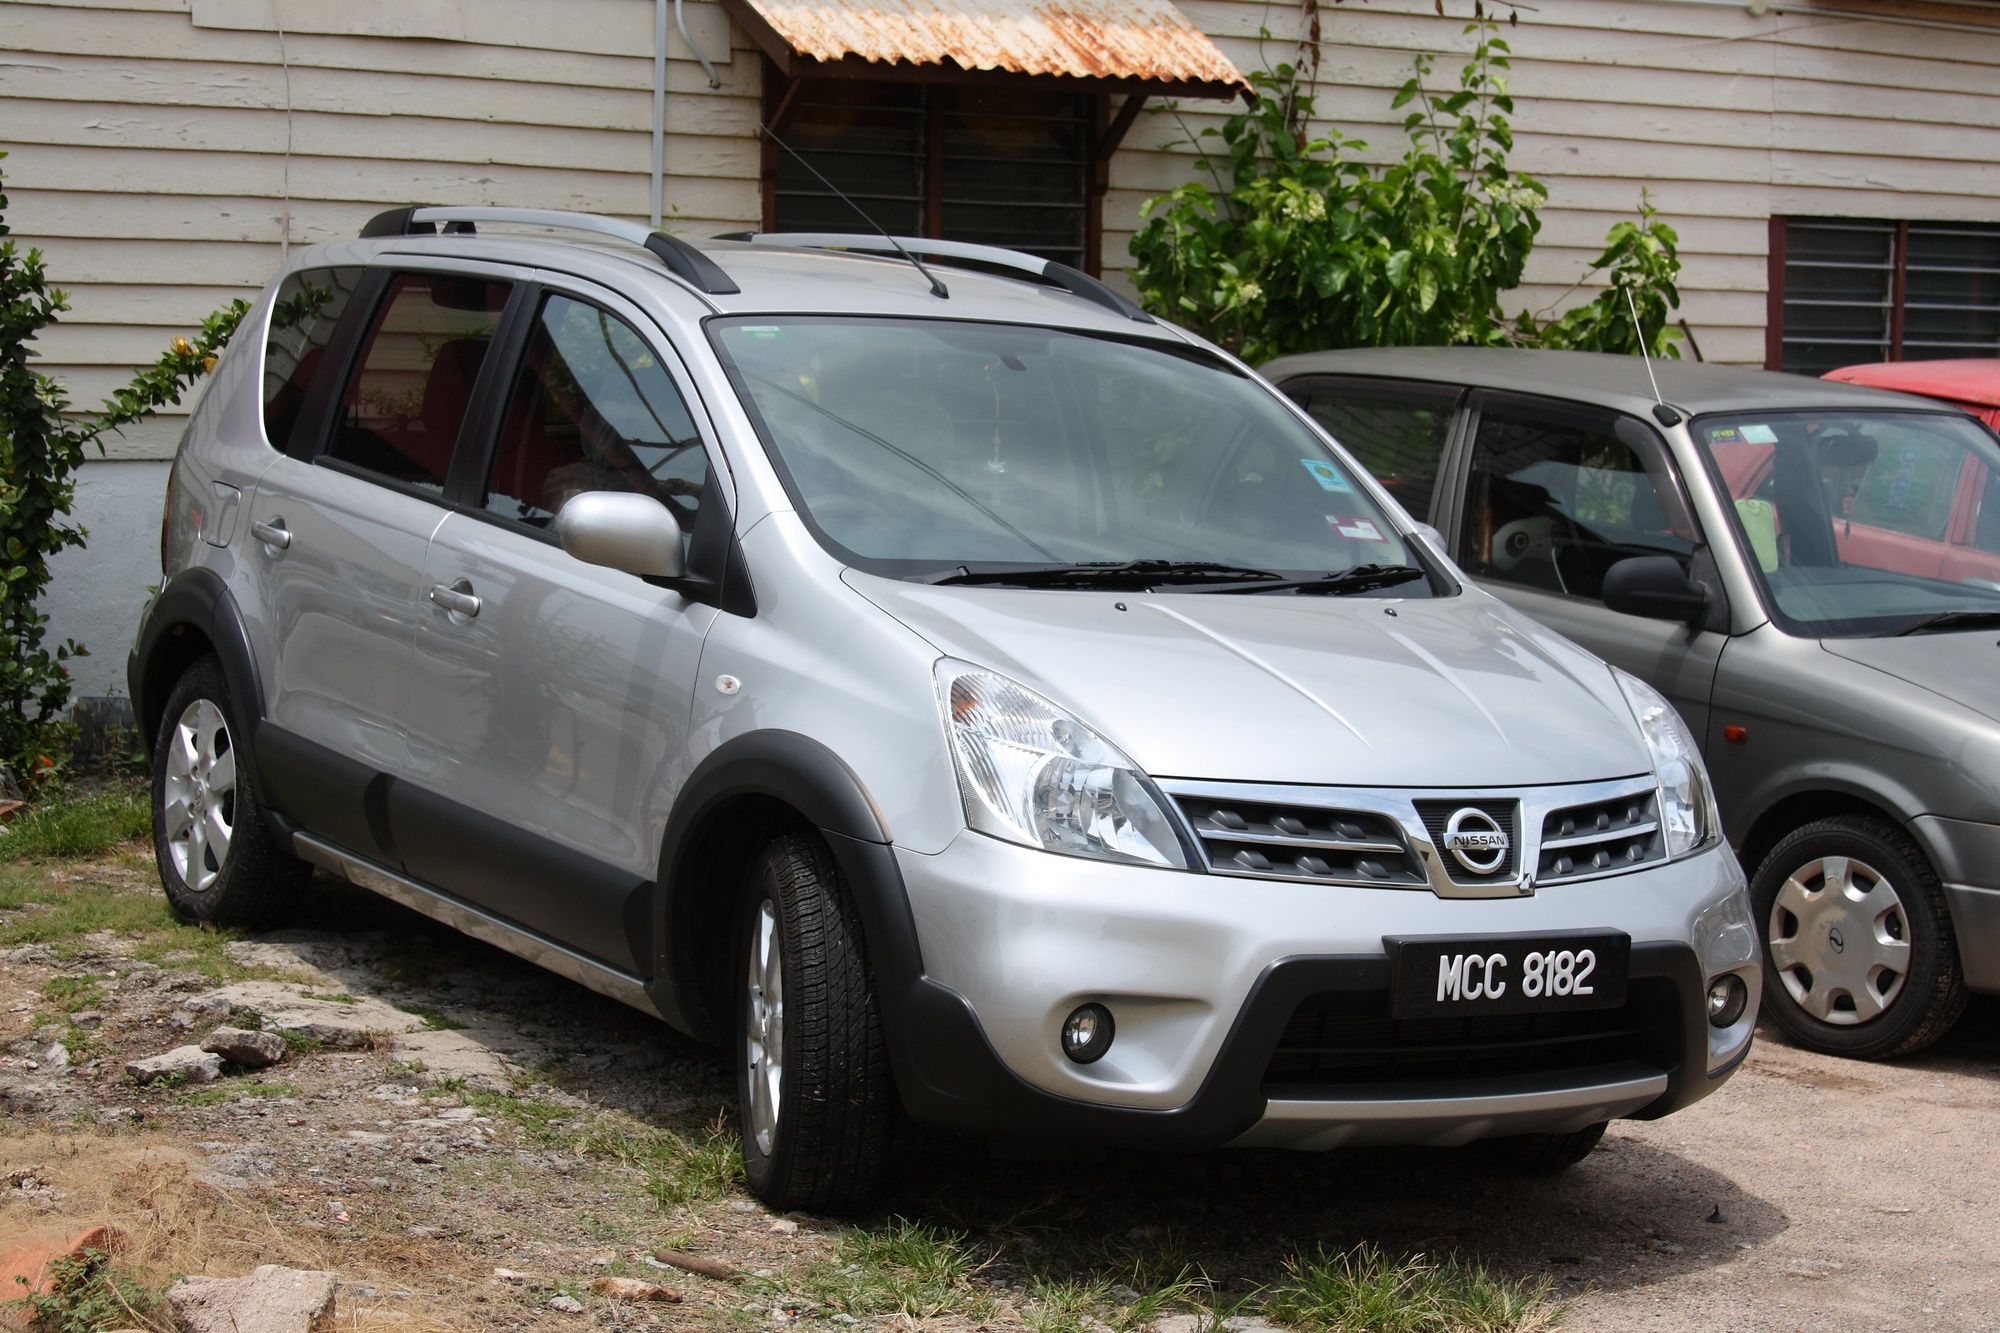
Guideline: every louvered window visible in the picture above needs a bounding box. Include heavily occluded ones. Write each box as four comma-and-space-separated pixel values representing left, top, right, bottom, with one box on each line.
1774, 217, 2000, 374
769, 82, 1091, 272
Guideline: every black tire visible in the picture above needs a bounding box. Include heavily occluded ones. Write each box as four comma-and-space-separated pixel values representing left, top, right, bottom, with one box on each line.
1477, 1122, 1606, 1173
150, 655, 309, 927
1750, 816, 1965, 1061
735, 831, 895, 1213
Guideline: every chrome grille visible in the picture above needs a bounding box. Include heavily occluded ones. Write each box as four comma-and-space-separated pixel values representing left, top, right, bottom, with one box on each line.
1172, 795, 1424, 886
1412, 798, 1519, 886
1538, 790, 1663, 882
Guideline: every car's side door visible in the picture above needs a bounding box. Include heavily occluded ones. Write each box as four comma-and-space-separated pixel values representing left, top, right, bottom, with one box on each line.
1276, 375, 1465, 527
1942, 455, 2000, 589
1444, 391, 1728, 739
393, 284, 724, 975
244, 267, 515, 862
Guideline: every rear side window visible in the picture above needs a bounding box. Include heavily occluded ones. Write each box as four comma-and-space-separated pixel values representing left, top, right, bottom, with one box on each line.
325, 274, 512, 491
1459, 400, 1697, 602
1978, 464, 2000, 555
480, 294, 707, 532
1288, 379, 1458, 522
261, 266, 364, 450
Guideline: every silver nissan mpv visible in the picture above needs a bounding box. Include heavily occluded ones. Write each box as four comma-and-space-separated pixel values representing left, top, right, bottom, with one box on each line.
130, 208, 1758, 1212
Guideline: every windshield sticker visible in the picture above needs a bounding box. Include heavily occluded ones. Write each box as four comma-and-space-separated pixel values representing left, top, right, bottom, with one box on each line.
1739, 423, 1778, 444
1327, 515, 1384, 542
1300, 458, 1355, 493
1706, 426, 1742, 445
738, 326, 783, 340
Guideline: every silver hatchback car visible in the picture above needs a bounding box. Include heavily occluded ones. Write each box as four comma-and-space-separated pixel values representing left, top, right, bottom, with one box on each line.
131, 210, 1757, 1211
1263, 347, 2000, 1062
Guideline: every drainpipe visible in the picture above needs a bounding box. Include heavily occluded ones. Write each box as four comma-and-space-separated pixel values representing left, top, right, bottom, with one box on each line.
651, 0, 667, 230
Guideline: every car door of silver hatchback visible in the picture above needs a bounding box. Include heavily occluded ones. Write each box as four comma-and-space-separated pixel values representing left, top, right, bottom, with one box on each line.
396, 280, 721, 975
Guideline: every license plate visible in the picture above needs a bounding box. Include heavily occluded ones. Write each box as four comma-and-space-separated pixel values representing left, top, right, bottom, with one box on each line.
1385, 931, 1631, 1019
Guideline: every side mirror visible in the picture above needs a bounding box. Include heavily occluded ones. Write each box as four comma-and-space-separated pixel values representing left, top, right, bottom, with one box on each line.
1602, 555, 1709, 624
552, 492, 685, 580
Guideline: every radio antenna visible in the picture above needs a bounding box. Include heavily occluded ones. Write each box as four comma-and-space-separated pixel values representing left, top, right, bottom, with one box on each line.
1623, 283, 1680, 426
757, 124, 948, 300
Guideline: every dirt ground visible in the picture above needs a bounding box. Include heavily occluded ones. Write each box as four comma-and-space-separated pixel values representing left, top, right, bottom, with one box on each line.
2, 845, 1996, 1332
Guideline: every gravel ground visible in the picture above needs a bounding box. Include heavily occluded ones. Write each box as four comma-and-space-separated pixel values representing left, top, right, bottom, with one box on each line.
3, 851, 1996, 1331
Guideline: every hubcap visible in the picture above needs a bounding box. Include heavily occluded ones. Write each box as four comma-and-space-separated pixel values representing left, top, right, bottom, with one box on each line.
745, 898, 784, 1156
1768, 855, 1910, 1024
163, 698, 237, 892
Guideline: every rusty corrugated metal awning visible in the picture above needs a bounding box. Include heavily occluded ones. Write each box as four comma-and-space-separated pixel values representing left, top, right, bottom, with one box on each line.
724, 0, 1248, 98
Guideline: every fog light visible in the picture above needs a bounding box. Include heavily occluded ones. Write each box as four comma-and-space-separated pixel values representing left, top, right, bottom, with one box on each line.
1706, 974, 1748, 1028
1061, 1004, 1114, 1064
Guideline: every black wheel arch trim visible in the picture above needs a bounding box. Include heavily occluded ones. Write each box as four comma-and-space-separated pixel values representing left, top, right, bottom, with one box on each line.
128, 566, 268, 774
649, 730, 923, 1044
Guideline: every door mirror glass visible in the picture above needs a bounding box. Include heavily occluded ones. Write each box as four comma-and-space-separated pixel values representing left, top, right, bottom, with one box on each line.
552, 492, 686, 579
1603, 555, 1710, 623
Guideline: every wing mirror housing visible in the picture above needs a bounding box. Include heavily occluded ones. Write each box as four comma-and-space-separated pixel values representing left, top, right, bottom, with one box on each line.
1603, 555, 1710, 624
553, 492, 686, 580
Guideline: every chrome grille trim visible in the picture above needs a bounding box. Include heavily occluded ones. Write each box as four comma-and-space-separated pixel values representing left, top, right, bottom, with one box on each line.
1159, 775, 1663, 898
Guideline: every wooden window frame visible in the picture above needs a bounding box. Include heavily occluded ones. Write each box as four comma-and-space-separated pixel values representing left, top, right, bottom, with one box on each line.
759, 56, 1157, 277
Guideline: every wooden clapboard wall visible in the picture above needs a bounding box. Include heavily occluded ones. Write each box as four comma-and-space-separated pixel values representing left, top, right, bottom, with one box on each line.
1113, 0, 2000, 368
5, 0, 1999, 461
1, 0, 757, 458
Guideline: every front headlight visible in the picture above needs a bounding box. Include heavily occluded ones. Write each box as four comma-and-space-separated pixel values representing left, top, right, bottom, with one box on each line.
935, 659, 1189, 869
1613, 668, 1718, 859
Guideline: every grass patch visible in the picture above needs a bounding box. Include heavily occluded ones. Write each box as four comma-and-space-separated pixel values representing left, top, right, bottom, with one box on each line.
399, 1002, 463, 1031
7, 1245, 164, 1333
177, 1079, 302, 1107
41, 975, 106, 1012
1260, 1245, 1564, 1333
792, 1219, 994, 1322
0, 784, 150, 863
461, 1091, 743, 1208
296, 990, 355, 1005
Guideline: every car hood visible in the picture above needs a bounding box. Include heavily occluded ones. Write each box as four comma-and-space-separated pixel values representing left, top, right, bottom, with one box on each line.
846, 575, 1652, 788
1821, 633, 2000, 725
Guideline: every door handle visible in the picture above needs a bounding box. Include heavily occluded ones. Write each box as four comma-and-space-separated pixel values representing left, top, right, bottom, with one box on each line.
251, 518, 290, 550
428, 580, 481, 618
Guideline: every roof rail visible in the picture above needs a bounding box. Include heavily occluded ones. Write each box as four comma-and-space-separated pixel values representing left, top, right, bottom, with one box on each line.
359, 205, 739, 296
729, 233, 1152, 324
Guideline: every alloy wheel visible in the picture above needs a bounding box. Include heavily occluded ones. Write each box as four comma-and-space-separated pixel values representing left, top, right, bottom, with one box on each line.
1768, 854, 1910, 1024
162, 698, 237, 892
745, 897, 785, 1156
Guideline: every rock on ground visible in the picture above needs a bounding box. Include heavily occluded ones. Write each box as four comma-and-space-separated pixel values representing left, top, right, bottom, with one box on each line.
169, 1265, 336, 1333
199, 1026, 286, 1068
192, 982, 425, 1048
124, 1046, 221, 1085
385, 1029, 516, 1091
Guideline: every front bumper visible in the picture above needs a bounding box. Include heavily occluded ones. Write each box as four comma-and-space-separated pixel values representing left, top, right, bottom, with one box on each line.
887, 830, 1754, 1150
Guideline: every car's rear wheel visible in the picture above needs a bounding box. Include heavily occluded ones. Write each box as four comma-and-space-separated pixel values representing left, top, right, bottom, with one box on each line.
735, 832, 894, 1213
151, 655, 309, 926
1750, 816, 1964, 1060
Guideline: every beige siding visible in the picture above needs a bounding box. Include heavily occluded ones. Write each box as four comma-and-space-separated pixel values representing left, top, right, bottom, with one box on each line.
4, 0, 761, 459
7, 0, 2000, 456
1106, 0, 2000, 366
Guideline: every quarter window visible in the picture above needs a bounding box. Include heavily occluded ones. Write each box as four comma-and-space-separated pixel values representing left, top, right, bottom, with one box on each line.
326, 274, 512, 490
1459, 402, 1697, 601
481, 294, 708, 532
1287, 379, 1458, 521
261, 266, 364, 450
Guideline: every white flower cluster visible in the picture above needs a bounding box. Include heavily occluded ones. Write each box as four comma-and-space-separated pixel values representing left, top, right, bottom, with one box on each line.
1480, 179, 1546, 209
1281, 192, 1330, 223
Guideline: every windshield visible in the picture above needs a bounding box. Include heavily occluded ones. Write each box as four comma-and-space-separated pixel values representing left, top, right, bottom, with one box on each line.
709, 317, 1427, 590
1696, 409, 2000, 636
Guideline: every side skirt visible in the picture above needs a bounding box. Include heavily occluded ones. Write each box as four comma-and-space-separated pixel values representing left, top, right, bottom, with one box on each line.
295, 832, 661, 1020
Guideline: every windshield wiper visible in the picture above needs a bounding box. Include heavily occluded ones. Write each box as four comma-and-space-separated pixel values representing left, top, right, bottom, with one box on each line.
1203, 564, 1430, 596
925, 560, 1284, 590
1887, 610, 2000, 637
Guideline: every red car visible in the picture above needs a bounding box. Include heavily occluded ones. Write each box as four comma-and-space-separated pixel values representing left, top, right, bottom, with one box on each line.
1781, 359, 2000, 590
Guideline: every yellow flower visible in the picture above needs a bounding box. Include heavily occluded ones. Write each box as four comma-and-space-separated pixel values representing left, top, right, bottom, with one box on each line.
171, 336, 194, 357
202, 355, 218, 374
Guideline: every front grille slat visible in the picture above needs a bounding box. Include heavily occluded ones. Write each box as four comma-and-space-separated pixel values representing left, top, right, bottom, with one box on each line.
1173, 796, 1426, 886
1538, 791, 1664, 882
1264, 984, 1677, 1090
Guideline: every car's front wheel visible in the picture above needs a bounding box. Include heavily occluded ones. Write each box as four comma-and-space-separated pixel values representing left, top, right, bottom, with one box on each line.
1751, 816, 1965, 1060
151, 654, 309, 926
735, 832, 894, 1213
